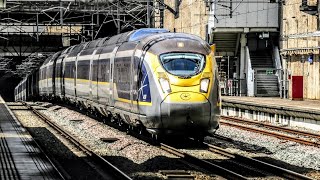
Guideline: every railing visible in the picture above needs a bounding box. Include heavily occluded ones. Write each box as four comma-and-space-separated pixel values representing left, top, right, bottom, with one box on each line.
246, 46, 254, 96
220, 79, 241, 96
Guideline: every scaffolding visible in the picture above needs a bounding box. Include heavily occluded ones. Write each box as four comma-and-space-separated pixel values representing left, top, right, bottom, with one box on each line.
0, 0, 168, 77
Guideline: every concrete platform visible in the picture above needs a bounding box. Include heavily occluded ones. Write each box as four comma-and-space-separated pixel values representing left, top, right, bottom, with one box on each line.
0, 96, 62, 180
221, 96, 320, 131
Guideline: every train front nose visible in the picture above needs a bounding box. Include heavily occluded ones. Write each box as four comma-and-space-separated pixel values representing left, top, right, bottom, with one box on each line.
160, 92, 215, 135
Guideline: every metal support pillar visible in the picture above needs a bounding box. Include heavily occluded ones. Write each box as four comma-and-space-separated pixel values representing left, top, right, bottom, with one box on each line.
239, 33, 247, 96
60, 0, 63, 25
36, 13, 39, 42
117, 0, 120, 34
147, 0, 151, 28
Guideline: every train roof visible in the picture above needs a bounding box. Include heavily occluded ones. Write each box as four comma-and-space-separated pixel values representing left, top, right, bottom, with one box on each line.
60, 28, 209, 59
128, 28, 169, 42
99, 28, 169, 46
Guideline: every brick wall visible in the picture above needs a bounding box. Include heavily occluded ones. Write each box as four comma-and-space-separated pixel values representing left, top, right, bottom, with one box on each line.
163, 0, 209, 40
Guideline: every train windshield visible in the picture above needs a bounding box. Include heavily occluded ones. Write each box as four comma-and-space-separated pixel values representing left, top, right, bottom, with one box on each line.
160, 53, 205, 77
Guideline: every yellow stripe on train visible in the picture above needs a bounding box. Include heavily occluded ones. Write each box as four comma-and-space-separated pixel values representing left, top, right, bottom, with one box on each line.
117, 98, 152, 106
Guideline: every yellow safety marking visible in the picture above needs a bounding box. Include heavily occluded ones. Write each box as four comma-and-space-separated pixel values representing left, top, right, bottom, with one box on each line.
93, 81, 109, 85
77, 79, 90, 83
64, 78, 74, 81
117, 98, 152, 106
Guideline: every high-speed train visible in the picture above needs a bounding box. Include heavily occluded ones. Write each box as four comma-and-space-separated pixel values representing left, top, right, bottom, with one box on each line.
15, 28, 220, 138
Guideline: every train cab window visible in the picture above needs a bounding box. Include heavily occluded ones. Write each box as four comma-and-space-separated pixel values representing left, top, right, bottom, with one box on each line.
159, 53, 205, 77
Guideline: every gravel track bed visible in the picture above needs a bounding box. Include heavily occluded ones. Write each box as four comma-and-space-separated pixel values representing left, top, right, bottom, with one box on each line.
11, 109, 106, 180
178, 147, 280, 179
209, 124, 320, 179
31, 102, 221, 180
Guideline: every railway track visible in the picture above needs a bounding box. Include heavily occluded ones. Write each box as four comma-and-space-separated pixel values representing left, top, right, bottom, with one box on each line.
221, 116, 320, 147
160, 143, 247, 179
202, 140, 312, 180
17, 102, 314, 179
4, 102, 67, 180
160, 140, 312, 180
22, 102, 132, 180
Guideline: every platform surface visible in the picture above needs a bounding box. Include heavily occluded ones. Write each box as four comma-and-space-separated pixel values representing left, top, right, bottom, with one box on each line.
222, 96, 320, 112
0, 96, 61, 180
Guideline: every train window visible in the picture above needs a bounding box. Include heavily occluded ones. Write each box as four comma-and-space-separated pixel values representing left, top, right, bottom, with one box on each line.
68, 43, 86, 57
62, 46, 74, 55
104, 34, 122, 46
98, 37, 109, 47
159, 53, 205, 77
86, 39, 104, 49
77, 60, 90, 80
100, 45, 116, 54
64, 62, 74, 79
98, 59, 110, 82
92, 60, 98, 81
118, 31, 132, 43
56, 63, 61, 77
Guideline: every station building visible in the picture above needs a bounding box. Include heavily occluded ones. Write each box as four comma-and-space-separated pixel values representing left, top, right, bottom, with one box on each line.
281, 0, 320, 100
163, 0, 320, 100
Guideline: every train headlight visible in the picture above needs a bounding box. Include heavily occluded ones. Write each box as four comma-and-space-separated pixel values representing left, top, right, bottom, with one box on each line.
159, 78, 171, 93
200, 78, 210, 93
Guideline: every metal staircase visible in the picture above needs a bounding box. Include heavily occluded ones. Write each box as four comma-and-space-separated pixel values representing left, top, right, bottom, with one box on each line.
250, 51, 279, 97
212, 33, 239, 56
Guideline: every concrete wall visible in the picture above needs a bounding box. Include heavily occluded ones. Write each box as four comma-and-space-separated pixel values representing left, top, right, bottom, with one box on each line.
282, 0, 320, 100
282, 0, 318, 50
212, 1, 278, 28
163, 0, 209, 40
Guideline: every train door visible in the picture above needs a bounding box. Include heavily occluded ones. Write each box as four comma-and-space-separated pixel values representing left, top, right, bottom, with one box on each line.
45, 63, 49, 97
75, 43, 89, 99
55, 58, 62, 97
89, 49, 98, 100
52, 53, 58, 97
74, 56, 77, 98
61, 47, 73, 98
62, 53, 71, 98
61, 57, 66, 98
109, 46, 119, 108
130, 47, 141, 114
97, 46, 112, 106
91, 51, 100, 102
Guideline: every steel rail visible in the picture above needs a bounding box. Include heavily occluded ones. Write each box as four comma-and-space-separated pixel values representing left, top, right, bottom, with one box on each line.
23, 103, 132, 180
160, 143, 248, 180
220, 116, 320, 147
220, 120, 320, 147
202, 142, 313, 180
221, 116, 320, 139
